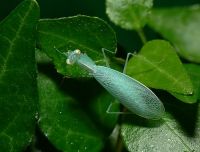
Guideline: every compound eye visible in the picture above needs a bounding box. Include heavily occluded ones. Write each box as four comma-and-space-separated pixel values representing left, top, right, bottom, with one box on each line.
74, 49, 81, 54
66, 59, 71, 64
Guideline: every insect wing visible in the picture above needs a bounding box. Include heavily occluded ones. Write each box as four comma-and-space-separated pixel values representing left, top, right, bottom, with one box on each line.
93, 66, 165, 119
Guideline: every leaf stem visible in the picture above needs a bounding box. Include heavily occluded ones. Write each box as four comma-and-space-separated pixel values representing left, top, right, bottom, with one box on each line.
137, 28, 147, 44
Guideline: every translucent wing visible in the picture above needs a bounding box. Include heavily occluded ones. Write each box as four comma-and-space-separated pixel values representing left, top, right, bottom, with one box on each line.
93, 66, 165, 119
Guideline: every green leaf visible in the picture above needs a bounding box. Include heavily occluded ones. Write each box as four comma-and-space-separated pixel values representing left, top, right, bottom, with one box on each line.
106, 0, 153, 30
37, 15, 117, 77
0, 0, 39, 151
126, 40, 193, 95
171, 64, 200, 103
147, 5, 200, 63
121, 99, 200, 152
37, 71, 118, 152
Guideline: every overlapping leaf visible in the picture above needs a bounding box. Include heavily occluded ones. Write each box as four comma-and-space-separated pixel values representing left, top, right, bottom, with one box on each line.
0, 0, 39, 151
121, 98, 200, 152
126, 40, 193, 96
106, 0, 153, 30
37, 16, 117, 77
147, 5, 200, 63
171, 64, 200, 103
37, 71, 118, 152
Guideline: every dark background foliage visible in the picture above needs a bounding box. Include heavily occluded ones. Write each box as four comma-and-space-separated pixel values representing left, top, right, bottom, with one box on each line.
1, 0, 200, 152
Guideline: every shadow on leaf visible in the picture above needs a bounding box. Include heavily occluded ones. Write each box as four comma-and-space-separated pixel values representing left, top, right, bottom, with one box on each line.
159, 91, 199, 137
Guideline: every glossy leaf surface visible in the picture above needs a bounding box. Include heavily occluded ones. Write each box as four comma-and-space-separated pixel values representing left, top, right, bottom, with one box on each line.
0, 0, 39, 151
37, 71, 118, 152
126, 40, 193, 95
37, 16, 117, 77
171, 64, 200, 103
121, 98, 200, 152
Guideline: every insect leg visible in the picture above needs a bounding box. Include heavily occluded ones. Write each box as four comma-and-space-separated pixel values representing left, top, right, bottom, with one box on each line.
106, 101, 132, 114
123, 52, 137, 74
101, 48, 117, 68
106, 101, 122, 114
123, 52, 165, 74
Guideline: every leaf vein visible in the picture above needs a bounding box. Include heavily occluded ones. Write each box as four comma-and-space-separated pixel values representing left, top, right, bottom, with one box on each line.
138, 55, 186, 90
0, 2, 34, 79
38, 30, 100, 57
165, 121, 192, 151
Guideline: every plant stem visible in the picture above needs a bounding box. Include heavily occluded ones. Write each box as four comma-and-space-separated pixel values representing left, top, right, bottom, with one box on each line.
116, 131, 123, 152
115, 106, 128, 152
137, 28, 147, 44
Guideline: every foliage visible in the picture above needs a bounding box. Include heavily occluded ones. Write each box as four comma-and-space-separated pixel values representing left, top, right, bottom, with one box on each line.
0, 0, 39, 151
1, 0, 200, 152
